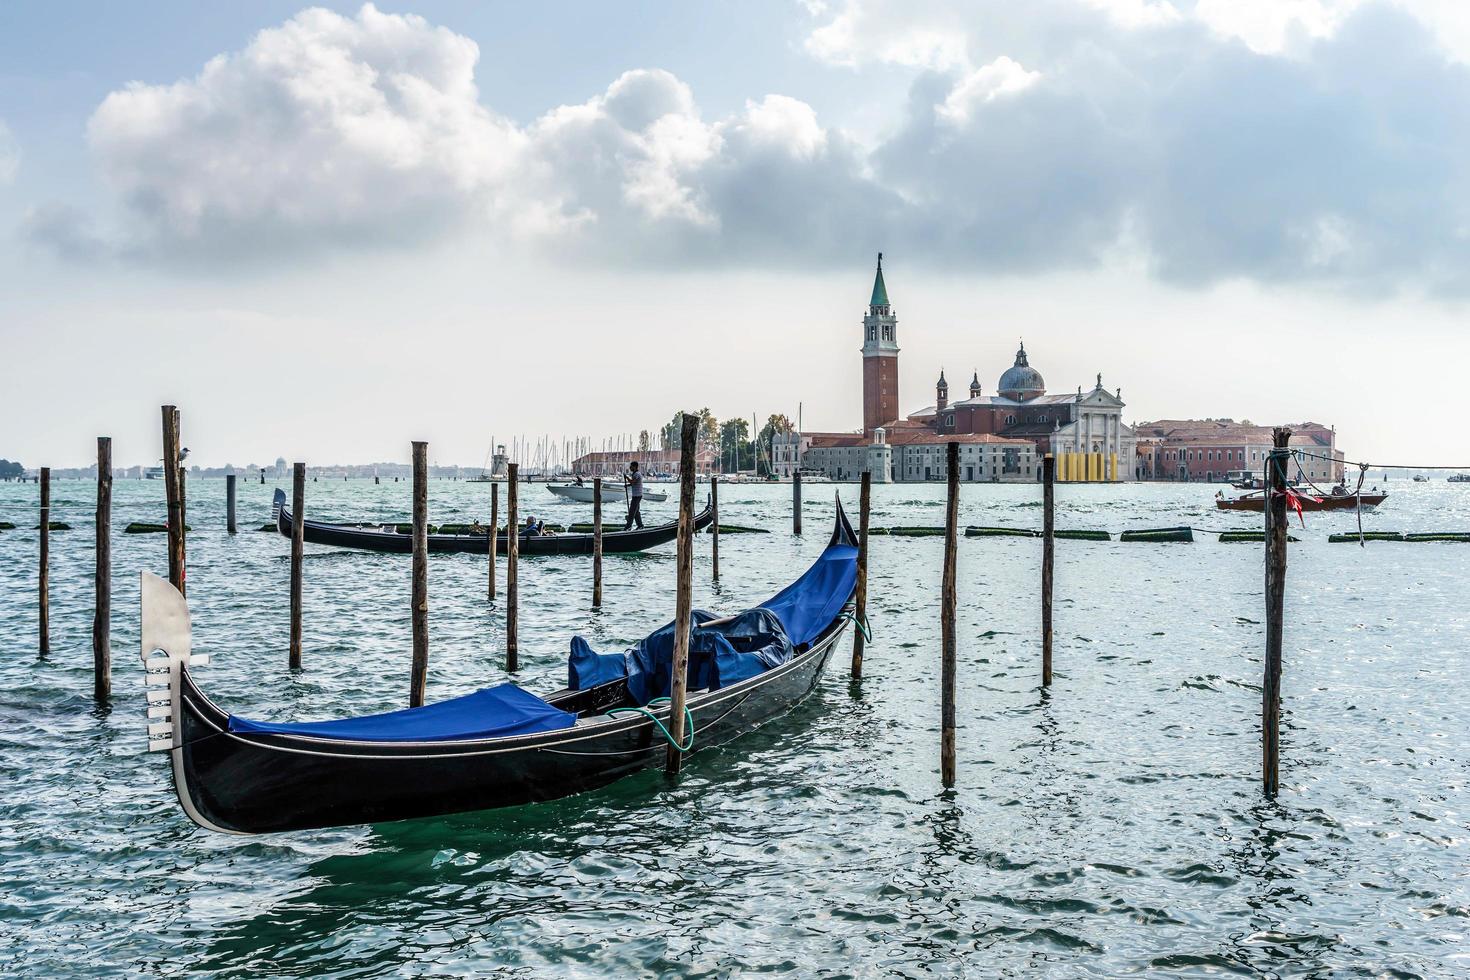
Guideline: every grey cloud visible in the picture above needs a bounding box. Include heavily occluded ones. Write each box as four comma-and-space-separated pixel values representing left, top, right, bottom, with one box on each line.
24, 0, 1470, 296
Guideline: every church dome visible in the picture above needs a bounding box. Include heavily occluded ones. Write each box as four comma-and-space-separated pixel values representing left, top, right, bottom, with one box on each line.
997, 342, 1045, 400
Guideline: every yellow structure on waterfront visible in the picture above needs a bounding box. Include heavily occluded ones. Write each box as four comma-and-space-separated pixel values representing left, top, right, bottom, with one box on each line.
1055, 451, 1120, 482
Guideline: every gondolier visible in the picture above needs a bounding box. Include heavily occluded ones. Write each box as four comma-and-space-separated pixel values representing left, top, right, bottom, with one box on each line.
623, 461, 645, 530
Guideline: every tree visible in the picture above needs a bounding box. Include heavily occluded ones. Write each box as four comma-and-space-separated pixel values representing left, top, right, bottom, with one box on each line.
0, 459, 23, 480
638, 430, 651, 452
698, 409, 719, 453
718, 418, 750, 473
660, 412, 682, 451
661, 409, 717, 454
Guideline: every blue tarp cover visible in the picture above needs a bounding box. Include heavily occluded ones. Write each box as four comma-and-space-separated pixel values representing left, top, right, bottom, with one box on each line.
759, 543, 859, 646
568, 538, 857, 703
227, 683, 577, 742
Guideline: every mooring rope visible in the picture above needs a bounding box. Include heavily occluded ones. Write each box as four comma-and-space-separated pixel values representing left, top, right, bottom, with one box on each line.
1293, 448, 1470, 471
604, 696, 694, 753
843, 612, 872, 642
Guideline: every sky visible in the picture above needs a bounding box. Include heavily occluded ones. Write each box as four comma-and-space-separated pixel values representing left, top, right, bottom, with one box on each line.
3, 0, 1470, 468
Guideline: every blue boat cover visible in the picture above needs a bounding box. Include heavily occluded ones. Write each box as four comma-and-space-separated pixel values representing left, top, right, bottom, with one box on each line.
227, 683, 577, 742
761, 542, 859, 646
568, 538, 858, 704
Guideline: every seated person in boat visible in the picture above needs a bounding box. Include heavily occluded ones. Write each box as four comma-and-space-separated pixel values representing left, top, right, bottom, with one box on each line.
523, 515, 549, 536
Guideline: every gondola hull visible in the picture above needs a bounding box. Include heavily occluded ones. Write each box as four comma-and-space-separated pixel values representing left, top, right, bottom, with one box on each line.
276, 499, 712, 555
145, 503, 859, 835
169, 618, 846, 834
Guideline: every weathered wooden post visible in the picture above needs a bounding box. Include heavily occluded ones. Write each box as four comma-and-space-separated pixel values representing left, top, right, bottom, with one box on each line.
666, 413, 700, 775
178, 468, 187, 535
793, 469, 802, 535
851, 469, 871, 679
940, 441, 959, 788
289, 462, 305, 669
710, 476, 720, 580
161, 406, 185, 595
39, 467, 50, 656
410, 441, 429, 707
487, 483, 499, 601
506, 463, 519, 671
1042, 454, 1055, 688
226, 473, 237, 534
592, 477, 604, 608
93, 438, 112, 699
1263, 427, 1291, 797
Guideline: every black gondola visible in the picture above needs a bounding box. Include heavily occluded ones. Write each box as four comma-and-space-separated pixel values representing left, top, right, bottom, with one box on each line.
272, 488, 713, 555
142, 503, 859, 834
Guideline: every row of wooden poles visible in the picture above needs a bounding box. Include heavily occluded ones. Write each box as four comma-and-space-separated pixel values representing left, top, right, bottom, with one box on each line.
932, 429, 1293, 796
40, 410, 1287, 796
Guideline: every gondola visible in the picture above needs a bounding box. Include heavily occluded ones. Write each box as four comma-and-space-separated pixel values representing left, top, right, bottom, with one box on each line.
273, 489, 711, 555
1215, 489, 1388, 512
141, 502, 860, 834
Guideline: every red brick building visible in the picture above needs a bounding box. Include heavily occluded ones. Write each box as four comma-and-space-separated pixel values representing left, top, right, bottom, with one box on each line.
1133, 420, 1344, 483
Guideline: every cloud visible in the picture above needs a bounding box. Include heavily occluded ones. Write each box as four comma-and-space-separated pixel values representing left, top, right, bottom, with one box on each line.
0, 120, 18, 184
27, 0, 1470, 295
83, 3, 520, 263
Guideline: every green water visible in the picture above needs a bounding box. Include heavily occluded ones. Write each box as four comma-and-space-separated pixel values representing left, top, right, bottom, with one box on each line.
2, 477, 1467, 976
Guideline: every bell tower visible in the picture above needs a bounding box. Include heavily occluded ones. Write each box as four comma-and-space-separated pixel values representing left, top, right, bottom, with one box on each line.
861, 253, 900, 434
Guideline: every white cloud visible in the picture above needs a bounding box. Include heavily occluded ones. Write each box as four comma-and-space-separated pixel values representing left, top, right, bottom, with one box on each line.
0, 120, 18, 184
937, 56, 1042, 123
85, 4, 520, 259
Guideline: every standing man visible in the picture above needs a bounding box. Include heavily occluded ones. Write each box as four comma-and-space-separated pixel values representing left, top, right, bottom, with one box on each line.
623, 460, 645, 530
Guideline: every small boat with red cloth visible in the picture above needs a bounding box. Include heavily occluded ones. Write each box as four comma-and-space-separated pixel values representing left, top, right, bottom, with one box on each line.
140, 503, 859, 834
1215, 486, 1388, 512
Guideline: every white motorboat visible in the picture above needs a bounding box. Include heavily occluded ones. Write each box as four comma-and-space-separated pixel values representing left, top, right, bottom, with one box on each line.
546, 483, 668, 504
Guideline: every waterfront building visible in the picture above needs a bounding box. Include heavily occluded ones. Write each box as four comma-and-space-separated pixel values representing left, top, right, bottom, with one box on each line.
1133, 420, 1344, 483
802, 254, 1125, 482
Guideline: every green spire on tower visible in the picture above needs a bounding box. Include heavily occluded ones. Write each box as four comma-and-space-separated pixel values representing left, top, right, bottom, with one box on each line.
870, 252, 889, 308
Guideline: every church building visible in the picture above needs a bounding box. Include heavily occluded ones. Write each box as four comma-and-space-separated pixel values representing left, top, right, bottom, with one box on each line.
802, 255, 1134, 482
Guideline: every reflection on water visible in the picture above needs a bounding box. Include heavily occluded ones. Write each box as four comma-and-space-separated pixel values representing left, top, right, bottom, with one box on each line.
1, 477, 1467, 976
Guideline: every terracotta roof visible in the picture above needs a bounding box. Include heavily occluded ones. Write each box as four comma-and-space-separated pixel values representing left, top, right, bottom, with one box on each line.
807, 434, 866, 448
884, 431, 1034, 447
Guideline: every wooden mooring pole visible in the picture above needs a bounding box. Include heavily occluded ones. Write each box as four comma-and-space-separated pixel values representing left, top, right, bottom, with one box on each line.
289, 462, 305, 669
792, 469, 802, 535
851, 469, 871, 679
666, 413, 700, 775
226, 473, 237, 534
592, 477, 603, 608
940, 441, 959, 788
1263, 427, 1291, 797
410, 442, 429, 707
93, 438, 112, 699
506, 463, 519, 671
39, 467, 50, 656
1042, 454, 1055, 687
488, 482, 498, 602
161, 406, 185, 595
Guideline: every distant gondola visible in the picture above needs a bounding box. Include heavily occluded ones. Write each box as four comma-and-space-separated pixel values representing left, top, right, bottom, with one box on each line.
273, 488, 712, 555
141, 502, 860, 834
